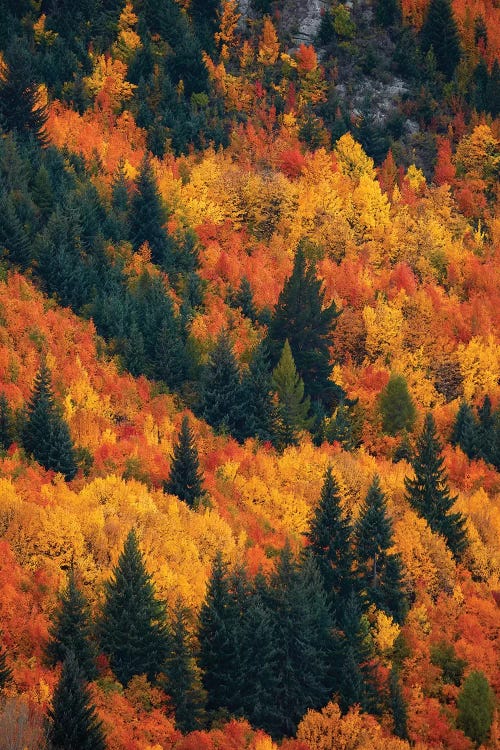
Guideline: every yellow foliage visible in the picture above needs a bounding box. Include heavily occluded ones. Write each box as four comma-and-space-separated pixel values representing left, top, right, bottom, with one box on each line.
406, 164, 426, 191
112, 2, 142, 61
363, 297, 404, 363
334, 133, 376, 181
373, 610, 400, 655
84, 54, 136, 110
258, 17, 280, 65
457, 334, 500, 401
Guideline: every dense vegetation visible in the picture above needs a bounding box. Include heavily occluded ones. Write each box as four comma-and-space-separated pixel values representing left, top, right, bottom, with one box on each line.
0, 0, 498, 748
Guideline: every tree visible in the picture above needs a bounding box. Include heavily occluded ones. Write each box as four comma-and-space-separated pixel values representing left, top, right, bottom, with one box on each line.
239, 341, 275, 442
163, 602, 206, 733
46, 568, 97, 681
306, 467, 355, 616
405, 413, 468, 560
272, 339, 313, 448
198, 330, 242, 435
99, 529, 168, 685
450, 401, 477, 459
22, 358, 77, 481
421, 0, 461, 79
476, 395, 495, 464
379, 374, 416, 436
0, 643, 11, 691
390, 667, 408, 740
457, 671, 495, 746
163, 416, 205, 508
355, 476, 407, 623
0, 393, 13, 451
130, 156, 172, 269
48, 653, 106, 750
0, 40, 48, 145
267, 243, 343, 409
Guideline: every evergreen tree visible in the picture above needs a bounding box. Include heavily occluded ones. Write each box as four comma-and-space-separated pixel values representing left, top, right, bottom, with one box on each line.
0, 40, 48, 144
0, 393, 13, 451
22, 358, 77, 481
267, 243, 343, 409
163, 602, 206, 733
163, 415, 205, 508
154, 317, 189, 391
325, 399, 360, 450
390, 667, 408, 740
405, 413, 468, 560
486, 60, 500, 118
375, 0, 401, 26
457, 671, 495, 747
231, 277, 257, 323
476, 395, 495, 464
130, 156, 172, 269
379, 374, 416, 436
421, 0, 461, 79
451, 401, 477, 459
48, 652, 106, 750
0, 643, 11, 691
99, 529, 168, 685
198, 551, 240, 715
355, 476, 407, 623
239, 341, 275, 442
306, 466, 355, 616
46, 568, 97, 681
199, 330, 243, 435
272, 339, 313, 448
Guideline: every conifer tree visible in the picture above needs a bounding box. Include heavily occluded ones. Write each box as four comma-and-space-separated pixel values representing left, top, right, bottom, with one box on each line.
390, 667, 408, 740
154, 317, 189, 391
130, 156, 172, 269
421, 0, 461, 79
0, 393, 13, 451
451, 401, 477, 459
267, 243, 343, 409
405, 413, 468, 560
355, 476, 407, 623
325, 399, 359, 450
457, 671, 495, 747
231, 277, 257, 323
46, 569, 97, 681
0, 643, 11, 691
163, 602, 206, 733
22, 358, 77, 481
476, 395, 495, 464
379, 374, 416, 436
272, 339, 313, 448
0, 40, 48, 145
48, 652, 106, 750
199, 330, 243, 435
306, 467, 355, 616
99, 529, 168, 685
163, 415, 205, 508
239, 341, 275, 442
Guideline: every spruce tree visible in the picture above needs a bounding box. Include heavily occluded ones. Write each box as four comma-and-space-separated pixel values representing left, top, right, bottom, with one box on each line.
0, 40, 48, 145
421, 0, 461, 79
451, 401, 477, 459
154, 317, 189, 391
272, 339, 313, 448
163, 602, 206, 733
390, 667, 408, 740
326, 399, 359, 450
231, 277, 257, 323
163, 415, 205, 508
405, 413, 468, 560
199, 330, 243, 436
355, 476, 407, 623
130, 156, 172, 269
46, 569, 97, 681
0, 643, 11, 691
99, 529, 168, 685
379, 374, 416, 436
0, 393, 13, 451
457, 671, 495, 747
239, 341, 275, 443
267, 243, 343, 409
48, 652, 106, 750
306, 466, 355, 616
22, 358, 77, 481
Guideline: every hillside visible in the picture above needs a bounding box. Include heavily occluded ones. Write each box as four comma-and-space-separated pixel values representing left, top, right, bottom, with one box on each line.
0, 0, 499, 748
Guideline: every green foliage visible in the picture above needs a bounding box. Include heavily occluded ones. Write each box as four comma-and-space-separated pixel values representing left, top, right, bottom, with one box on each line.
421, 0, 461, 79
239, 341, 275, 443
390, 667, 408, 740
0, 393, 13, 451
457, 671, 495, 746
0, 40, 48, 145
451, 401, 477, 459
164, 415, 205, 508
46, 569, 97, 681
272, 340, 313, 448
130, 156, 172, 270
405, 413, 468, 560
199, 330, 243, 436
48, 652, 106, 750
430, 640, 467, 686
379, 374, 416, 436
99, 529, 168, 686
0, 643, 11, 691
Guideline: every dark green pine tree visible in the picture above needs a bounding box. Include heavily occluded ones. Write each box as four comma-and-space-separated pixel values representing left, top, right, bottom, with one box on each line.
267, 242, 344, 410
476, 395, 495, 465
271, 339, 313, 449
107, 157, 130, 242
451, 401, 477, 459
306, 466, 355, 616
153, 317, 189, 391
375, 0, 401, 26
48, 652, 106, 750
164, 415, 205, 508
0, 40, 48, 145
355, 476, 407, 623
22, 358, 77, 481
390, 666, 409, 740
198, 551, 240, 715
325, 399, 360, 450
405, 413, 468, 560
163, 601, 207, 733
46, 569, 97, 681
99, 529, 168, 686
238, 341, 275, 443
421, 0, 461, 79
379, 374, 416, 436
486, 60, 500, 118
199, 330, 243, 436
0, 642, 11, 690
266, 545, 331, 738
0, 393, 13, 451
130, 156, 173, 270
231, 277, 258, 323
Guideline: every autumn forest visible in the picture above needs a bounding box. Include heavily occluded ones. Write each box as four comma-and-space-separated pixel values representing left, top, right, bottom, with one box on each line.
0, 0, 498, 747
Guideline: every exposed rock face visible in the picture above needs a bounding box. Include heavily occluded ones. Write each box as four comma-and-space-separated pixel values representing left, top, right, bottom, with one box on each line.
238, 0, 328, 46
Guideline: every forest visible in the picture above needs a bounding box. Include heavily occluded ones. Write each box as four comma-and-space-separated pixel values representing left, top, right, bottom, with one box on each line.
0, 0, 498, 747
